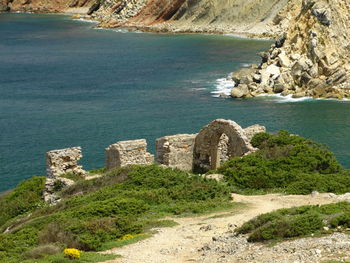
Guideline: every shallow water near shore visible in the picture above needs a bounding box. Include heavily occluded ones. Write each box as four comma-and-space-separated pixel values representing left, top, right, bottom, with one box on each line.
1, 13, 350, 192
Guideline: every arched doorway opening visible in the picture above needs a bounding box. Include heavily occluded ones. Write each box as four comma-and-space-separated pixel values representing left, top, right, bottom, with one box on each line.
192, 119, 254, 173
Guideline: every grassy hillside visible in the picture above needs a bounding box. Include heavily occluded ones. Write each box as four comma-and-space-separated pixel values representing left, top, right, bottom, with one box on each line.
0, 165, 232, 263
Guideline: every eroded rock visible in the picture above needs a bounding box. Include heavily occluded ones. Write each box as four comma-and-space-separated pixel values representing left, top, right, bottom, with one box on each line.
229, 0, 350, 100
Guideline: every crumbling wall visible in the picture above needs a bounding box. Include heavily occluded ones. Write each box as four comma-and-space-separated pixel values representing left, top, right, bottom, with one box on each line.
105, 139, 154, 171
44, 147, 85, 204
156, 134, 197, 171
46, 147, 86, 178
243, 124, 266, 142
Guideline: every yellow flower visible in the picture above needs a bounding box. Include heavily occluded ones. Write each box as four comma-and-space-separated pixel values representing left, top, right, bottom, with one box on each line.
117, 234, 135, 241
64, 248, 81, 260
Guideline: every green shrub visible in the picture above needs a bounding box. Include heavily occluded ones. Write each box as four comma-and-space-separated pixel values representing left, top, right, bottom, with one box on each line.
218, 131, 345, 194
330, 212, 350, 228
237, 202, 350, 243
0, 176, 46, 227
24, 244, 61, 259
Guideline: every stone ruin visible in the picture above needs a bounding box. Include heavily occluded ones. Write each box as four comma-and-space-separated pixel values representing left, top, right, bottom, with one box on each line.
44, 119, 266, 203
44, 147, 86, 204
46, 147, 86, 177
156, 134, 197, 171
105, 139, 154, 171
102, 119, 265, 172
193, 119, 259, 172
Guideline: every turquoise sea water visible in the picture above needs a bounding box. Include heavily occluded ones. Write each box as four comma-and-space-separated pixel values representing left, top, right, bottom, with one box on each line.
1, 13, 350, 192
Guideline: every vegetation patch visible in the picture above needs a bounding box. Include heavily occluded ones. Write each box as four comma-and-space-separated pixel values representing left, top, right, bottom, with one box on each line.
236, 202, 350, 242
0, 176, 46, 228
23, 251, 119, 263
217, 130, 350, 194
0, 165, 232, 262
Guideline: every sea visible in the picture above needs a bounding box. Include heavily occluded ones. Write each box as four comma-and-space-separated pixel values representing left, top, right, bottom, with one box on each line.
1, 13, 350, 192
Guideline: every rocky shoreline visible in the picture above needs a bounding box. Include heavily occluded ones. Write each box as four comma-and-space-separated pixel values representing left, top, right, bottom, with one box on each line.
229, 0, 350, 100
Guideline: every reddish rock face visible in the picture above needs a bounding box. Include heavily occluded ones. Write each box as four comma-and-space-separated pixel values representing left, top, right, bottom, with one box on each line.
7, 0, 94, 13
125, 0, 186, 25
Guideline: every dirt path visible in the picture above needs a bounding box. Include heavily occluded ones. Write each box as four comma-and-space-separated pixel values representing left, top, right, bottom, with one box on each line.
100, 193, 341, 263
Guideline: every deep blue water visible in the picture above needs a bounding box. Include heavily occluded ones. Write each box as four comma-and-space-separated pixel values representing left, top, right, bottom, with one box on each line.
1, 13, 350, 192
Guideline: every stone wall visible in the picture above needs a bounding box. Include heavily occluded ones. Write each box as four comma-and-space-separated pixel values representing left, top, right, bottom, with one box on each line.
156, 134, 197, 171
46, 147, 86, 178
44, 147, 85, 204
243, 124, 266, 142
105, 139, 154, 171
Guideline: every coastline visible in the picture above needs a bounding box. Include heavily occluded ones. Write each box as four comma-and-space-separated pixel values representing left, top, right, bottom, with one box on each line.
1, 9, 275, 40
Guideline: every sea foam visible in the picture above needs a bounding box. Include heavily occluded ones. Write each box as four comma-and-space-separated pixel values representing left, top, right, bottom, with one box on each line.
211, 76, 235, 97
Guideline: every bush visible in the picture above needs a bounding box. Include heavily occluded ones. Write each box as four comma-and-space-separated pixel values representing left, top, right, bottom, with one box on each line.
24, 244, 61, 259
0, 176, 46, 227
39, 223, 81, 249
218, 131, 345, 194
237, 202, 350, 242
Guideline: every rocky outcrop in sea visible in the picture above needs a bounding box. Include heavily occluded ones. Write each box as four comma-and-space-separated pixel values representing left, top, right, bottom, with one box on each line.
230, 0, 350, 100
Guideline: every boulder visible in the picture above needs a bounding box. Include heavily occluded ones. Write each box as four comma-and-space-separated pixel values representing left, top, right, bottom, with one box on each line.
231, 84, 249, 98
291, 54, 301, 61
278, 51, 291, 68
253, 74, 261, 83
231, 68, 255, 86
265, 64, 281, 79
292, 92, 306, 98
273, 84, 285, 93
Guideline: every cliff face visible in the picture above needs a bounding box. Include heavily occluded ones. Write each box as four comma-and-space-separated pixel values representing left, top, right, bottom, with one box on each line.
2, 0, 95, 13
230, 0, 350, 99
96, 0, 290, 36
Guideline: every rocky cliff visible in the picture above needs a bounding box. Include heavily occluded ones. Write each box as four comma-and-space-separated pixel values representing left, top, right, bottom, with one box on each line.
1, 0, 95, 13
97, 0, 290, 36
1, 0, 290, 37
230, 0, 350, 99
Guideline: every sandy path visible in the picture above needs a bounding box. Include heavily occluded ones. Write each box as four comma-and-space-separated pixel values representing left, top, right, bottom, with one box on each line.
100, 193, 338, 263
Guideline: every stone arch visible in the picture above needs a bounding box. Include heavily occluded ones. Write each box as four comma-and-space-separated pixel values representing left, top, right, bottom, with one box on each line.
193, 119, 255, 172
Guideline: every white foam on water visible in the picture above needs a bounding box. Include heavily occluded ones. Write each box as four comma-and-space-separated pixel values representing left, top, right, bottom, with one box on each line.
223, 33, 271, 41
258, 94, 350, 103
73, 18, 99, 24
257, 94, 312, 103
211, 76, 235, 97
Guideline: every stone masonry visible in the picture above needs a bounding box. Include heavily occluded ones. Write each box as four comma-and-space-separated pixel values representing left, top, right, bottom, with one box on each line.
193, 119, 257, 172
43, 119, 266, 204
44, 147, 85, 204
46, 147, 86, 178
105, 139, 154, 171
156, 134, 197, 171
243, 124, 266, 142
